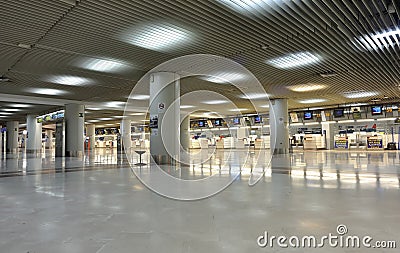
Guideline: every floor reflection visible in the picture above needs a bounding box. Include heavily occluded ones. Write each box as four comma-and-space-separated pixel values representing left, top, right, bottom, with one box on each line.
0, 148, 399, 189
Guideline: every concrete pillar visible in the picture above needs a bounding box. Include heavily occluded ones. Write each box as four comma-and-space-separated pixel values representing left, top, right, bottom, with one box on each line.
86, 124, 95, 151
6, 121, 19, 153
45, 129, 53, 149
149, 72, 180, 164
26, 115, 42, 153
180, 115, 190, 151
120, 119, 131, 152
65, 104, 85, 157
270, 99, 289, 154
322, 122, 334, 150
0, 125, 2, 153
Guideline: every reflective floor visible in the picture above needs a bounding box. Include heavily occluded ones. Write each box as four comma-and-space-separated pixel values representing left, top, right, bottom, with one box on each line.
0, 148, 399, 252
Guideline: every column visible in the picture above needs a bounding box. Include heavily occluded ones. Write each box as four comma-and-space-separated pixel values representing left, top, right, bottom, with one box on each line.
45, 129, 53, 149
26, 115, 42, 153
180, 115, 190, 151
0, 125, 2, 153
120, 119, 131, 152
6, 121, 19, 153
270, 99, 289, 154
321, 122, 334, 150
149, 72, 180, 164
86, 124, 95, 151
65, 104, 85, 157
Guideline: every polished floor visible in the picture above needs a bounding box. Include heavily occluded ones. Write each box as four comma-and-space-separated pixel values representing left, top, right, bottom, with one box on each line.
0, 148, 399, 252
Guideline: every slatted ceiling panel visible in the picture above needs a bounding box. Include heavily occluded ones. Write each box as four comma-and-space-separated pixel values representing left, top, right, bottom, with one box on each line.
1, 0, 400, 114
0, 0, 71, 45
15, 47, 144, 83
0, 45, 26, 73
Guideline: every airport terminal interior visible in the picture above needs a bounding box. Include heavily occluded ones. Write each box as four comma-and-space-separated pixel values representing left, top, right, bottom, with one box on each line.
1, 0, 400, 252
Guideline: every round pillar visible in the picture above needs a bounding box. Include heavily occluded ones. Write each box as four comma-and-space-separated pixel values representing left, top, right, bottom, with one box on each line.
26, 115, 42, 153
65, 104, 85, 157
180, 114, 190, 151
149, 72, 180, 164
120, 119, 132, 152
6, 121, 19, 153
86, 124, 95, 151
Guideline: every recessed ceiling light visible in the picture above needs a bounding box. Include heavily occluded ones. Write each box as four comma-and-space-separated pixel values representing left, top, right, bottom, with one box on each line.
180, 105, 195, 109
288, 83, 327, 92
105, 101, 125, 108
260, 104, 270, 108
86, 107, 102, 110
78, 58, 133, 73
1, 108, 21, 112
87, 120, 100, 123
141, 119, 150, 122
355, 28, 400, 50
342, 91, 378, 98
130, 112, 146, 116
45, 75, 92, 86
218, 0, 268, 14
0, 112, 13, 115
7, 104, 32, 108
113, 115, 125, 118
200, 72, 247, 84
298, 98, 327, 104
202, 100, 229, 105
267, 52, 321, 69
98, 118, 113, 121
229, 108, 248, 112
122, 23, 193, 52
0, 115, 9, 118
27, 88, 69, 96
129, 94, 150, 100
239, 93, 269, 99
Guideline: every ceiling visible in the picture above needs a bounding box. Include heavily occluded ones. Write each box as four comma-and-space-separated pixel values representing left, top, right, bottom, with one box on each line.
1, 0, 400, 126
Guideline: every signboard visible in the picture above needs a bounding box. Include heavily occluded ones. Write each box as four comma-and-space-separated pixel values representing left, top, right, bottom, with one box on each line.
158, 102, 165, 113
149, 115, 158, 128
367, 137, 383, 149
334, 138, 348, 149
290, 112, 299, 123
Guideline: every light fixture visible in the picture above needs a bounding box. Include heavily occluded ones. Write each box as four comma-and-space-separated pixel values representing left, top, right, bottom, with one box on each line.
239, 93, 269, 99
354, 28, 400, 51
202, 100, 229, 105
288, 83, 327, 92
180, 105, 195, 109
229, 108, 248, 112
86, 107, 102, 111
7, 104, 32, 108
77, 58, 133, 73
113, 115, 125, 118
98, 118, 113, 121
218, 0, 268, 14
298, 98, 327, 104
129, 94, 150, 100
121, 23, 193, 52
200, 72, 247, 84
130, 112, 146, 116
45, 75, 92, 86
266, 52, 321, 69
105, 101, 125, 108
342, 91, 378, 99
0, 108, 21, 112
87, 120, 100, 123
0, 112, 13, 115
259, 104, 270, 108
0, 76, 10, 82
27, 88, 69, 96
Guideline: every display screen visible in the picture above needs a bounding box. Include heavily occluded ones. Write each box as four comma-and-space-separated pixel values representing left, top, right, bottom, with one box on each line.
214, 119, 222, 126
333, 109, 344, 118
304, 111, 313, 120
233, 118, 240, 125
198, 120, 205, 127
371, 106, 382, 115
254, 115, 261, 124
